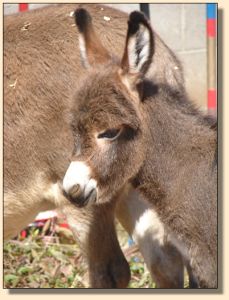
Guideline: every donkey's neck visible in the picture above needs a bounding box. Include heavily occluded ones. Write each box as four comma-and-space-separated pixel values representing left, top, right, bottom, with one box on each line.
134, 83, 216, 196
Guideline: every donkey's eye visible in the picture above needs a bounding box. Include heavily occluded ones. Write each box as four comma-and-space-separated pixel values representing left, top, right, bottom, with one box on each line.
97, 128, 121, 141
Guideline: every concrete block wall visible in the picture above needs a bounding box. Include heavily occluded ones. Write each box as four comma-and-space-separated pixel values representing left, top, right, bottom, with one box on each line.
107, 4, 207, 109
149, 4, 207, 109
4, 3, 207, 109
3, 3, 52, 14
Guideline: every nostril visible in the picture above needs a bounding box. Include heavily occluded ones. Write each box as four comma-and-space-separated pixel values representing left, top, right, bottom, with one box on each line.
68, 184, 81, 199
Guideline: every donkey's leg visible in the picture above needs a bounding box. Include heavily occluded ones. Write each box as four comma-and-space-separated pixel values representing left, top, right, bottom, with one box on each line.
44, 181, 130, 288
186, 261, 199, 288
60, 200, 130, 288
115, 185, 185, 288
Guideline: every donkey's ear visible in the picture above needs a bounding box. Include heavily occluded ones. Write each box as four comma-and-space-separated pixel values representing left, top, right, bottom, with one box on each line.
74, 8, 110, 68
121, 11, 154, 75
119, 11, 154, 99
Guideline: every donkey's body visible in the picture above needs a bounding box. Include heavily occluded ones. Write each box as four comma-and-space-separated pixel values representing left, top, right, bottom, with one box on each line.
133, 81, 217, 288
63, 9, 217, 288
4, 4, 190, 288
4, 4, 131, 288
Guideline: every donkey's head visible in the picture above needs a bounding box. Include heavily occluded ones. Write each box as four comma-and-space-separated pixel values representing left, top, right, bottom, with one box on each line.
63, 9, 154, 206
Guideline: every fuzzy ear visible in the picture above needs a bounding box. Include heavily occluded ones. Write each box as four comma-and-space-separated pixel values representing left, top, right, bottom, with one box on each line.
119, 11, 154, 99
121, 11, 154, 75
74, 8, 110, 68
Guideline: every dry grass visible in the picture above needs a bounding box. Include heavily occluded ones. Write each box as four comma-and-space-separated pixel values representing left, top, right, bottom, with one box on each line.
4, 218, 188, 289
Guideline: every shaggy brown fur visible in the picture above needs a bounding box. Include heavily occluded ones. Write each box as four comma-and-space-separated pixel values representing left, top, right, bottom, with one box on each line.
65, 8, 217, 288
4, 4, 132, 288
4, 4, 195, 288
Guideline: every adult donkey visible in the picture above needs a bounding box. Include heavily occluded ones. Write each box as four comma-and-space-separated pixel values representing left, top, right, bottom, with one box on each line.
4, 4, 192, 288
63, 8, 217, 288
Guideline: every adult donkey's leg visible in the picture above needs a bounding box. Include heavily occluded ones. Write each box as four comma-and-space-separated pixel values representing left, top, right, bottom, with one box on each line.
115, 185, 185, 288
60, 200, 130, 288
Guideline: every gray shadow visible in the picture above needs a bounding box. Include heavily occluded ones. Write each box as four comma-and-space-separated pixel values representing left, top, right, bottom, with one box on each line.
8, 288, 220, 295
217, 7, 223, 294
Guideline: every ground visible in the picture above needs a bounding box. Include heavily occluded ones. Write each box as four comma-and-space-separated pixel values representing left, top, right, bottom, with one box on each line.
3, 217, 189, 288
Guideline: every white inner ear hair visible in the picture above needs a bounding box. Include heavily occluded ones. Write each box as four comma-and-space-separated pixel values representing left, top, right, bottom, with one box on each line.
128, 25, 150, 73
78, 34, 90, 68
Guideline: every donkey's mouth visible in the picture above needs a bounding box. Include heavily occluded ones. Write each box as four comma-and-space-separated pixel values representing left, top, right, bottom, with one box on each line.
82, 188, 97, 206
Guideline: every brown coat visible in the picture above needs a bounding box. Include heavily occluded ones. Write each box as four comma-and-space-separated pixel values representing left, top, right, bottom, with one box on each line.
63, 8, 217, 288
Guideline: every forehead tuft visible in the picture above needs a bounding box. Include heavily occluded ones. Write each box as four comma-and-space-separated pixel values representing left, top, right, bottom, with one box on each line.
70, 66, 140, 131
72, 67, 123, 114
79, 68, 117, 99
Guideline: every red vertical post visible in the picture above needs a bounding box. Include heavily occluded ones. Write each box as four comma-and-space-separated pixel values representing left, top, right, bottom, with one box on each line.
207, 4, 217, 115
19, 3, 28, 12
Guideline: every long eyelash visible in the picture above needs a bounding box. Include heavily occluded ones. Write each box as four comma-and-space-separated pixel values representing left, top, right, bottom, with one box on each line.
97, 128, 121, 140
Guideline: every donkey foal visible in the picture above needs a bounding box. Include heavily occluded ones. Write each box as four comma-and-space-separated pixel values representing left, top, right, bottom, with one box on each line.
63, 9, 217, 288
